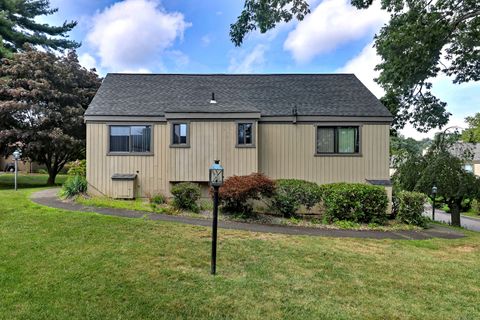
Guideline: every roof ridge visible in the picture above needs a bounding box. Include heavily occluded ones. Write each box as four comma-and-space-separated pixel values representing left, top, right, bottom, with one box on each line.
106, 73, 356, 76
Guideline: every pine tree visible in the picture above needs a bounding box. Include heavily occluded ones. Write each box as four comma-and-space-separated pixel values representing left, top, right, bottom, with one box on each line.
0, 0, 79, 58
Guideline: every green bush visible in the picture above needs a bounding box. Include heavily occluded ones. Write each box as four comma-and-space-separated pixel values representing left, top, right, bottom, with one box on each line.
149, 194, 165, 205
171, 182, 201, 212
61, 175, 88, 198
471, 199, 480, 215
321, 183, 388, 224
395, 191, 427, 227
66, 160, 86, 177
270, 179, 323, 217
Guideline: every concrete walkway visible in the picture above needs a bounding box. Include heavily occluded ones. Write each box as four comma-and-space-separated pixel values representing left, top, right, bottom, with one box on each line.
424, 205, 480, 232
31, 189, 465, 240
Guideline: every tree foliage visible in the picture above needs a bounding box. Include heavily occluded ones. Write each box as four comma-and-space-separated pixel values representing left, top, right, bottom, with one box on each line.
0, 48, 101, 185
0, 0, 79, 58
394, 138, 480, 226
462, 113, 480, 143
231, 0, 480, 132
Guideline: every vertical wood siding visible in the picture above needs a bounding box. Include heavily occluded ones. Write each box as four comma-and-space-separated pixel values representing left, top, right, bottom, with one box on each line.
169, 121, 258, 181
87, 121, 389, 197
258, 123, 390, 184
86, 123, 169, 197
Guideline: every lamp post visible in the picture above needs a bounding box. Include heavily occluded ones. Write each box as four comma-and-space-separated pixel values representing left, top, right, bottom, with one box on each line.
13, 149, 22, 191
431, 185, 437, 221
209, 160, 224, 275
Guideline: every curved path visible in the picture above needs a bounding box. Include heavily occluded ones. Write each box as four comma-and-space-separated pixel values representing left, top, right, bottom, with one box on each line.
31, 189, 464, 240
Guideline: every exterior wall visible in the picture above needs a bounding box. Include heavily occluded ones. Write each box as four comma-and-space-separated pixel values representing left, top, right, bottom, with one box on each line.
86, 121, 258, 197
87, 121, 389, 198
474, 163, 480, 177
169, 121, 257, 181
258, 123, 390, 184
87, 123, 170, 197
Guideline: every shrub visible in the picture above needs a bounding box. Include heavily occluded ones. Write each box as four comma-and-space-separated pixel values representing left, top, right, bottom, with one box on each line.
149, 193, 165, 205
321, 183, 388, 224
218, 173, 275, 215
61, 175, 87, 198
171, 182, 201, 212
471, 199, 480, 215
270, 179, 323, 217
395, 191, 427, 227
66, 160, 86, 177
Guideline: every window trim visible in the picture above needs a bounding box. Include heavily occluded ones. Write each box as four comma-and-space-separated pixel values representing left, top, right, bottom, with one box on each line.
314, 123, 362, 157
235, 121, 256, 148
170, 121, 190, 148
107, 123, 154, 156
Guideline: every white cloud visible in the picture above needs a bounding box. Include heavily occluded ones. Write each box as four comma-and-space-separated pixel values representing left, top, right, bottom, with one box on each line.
284, 0, 388, 63
118, 68, 152, 74
201, 35, 211, 47
86, 0, 191, 71
78, 53, 98, 70
166, 50, 190, 68
228, 45, 267, 74
337, 41, 383, 97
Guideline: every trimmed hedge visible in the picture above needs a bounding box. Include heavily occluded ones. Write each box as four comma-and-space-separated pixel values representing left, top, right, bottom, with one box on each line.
395, 191, 427, 227
218, 173, 275, 215
171, 182, 201, 212
270, 179, 323, 217
321, 183, 388, 224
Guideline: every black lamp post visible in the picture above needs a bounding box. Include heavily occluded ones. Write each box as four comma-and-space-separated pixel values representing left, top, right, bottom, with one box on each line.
431, 185, 438, 221
13, 149, 22, 191
209, 160, 224, 275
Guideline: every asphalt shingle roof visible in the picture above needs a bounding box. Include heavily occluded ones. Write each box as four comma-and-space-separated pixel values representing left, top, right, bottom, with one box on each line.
85, 73, 392, 118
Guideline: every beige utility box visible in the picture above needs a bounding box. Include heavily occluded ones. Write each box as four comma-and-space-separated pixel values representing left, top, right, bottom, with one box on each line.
111, 174, 137, 199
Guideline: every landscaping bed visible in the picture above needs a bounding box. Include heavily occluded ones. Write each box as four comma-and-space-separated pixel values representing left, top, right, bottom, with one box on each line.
73, 195, 422, 231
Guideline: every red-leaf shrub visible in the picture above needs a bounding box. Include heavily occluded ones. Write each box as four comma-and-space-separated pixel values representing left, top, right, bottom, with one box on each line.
218, 173, 275, 214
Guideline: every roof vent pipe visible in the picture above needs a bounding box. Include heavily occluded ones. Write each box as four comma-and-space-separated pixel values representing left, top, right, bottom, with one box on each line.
210, 92, 217, 104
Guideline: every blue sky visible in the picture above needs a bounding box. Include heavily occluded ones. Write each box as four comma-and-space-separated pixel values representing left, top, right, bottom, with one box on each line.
44, 0, 479, 139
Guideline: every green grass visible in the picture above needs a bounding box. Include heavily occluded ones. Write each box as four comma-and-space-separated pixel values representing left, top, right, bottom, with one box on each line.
0, 173, 67, 190
76, 195, 154, 212
1, 187, 480, 319
462, 210, 480, 219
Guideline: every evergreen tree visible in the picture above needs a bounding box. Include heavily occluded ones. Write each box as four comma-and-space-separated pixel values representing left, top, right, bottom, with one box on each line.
0, 0, 79, 57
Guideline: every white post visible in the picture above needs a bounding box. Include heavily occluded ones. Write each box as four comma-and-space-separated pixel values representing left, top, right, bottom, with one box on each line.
14, 158, 18, 191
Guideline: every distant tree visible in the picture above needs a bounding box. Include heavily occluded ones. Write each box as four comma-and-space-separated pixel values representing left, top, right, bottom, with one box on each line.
0, 48, 101, 185
0, 0, 79, 58
415, 151, 480, 226
462, 113, 480, 143
390, 135, 426, 169
231, 0, 480, 133
394, 136, 480, 227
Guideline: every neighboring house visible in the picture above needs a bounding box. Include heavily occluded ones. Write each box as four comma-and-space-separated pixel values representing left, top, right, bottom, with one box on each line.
84, 74, 393, 199
450, 142, 480, 176
0, 155, 41, 173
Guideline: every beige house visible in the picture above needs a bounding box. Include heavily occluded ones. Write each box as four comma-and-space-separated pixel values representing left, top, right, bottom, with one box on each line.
84, 74, 393, 199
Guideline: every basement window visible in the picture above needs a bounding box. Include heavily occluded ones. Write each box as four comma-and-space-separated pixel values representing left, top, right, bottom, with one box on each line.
109, 125, 151, 153
316, 126, 360, 155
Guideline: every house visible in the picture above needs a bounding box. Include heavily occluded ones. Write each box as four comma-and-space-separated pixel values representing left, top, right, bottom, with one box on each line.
450, 142, 480, 176
84, 74, 393, 199
0, 154, 42, 173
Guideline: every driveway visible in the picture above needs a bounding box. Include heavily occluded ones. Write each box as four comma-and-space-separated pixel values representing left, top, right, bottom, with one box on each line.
424, 205, 480, 232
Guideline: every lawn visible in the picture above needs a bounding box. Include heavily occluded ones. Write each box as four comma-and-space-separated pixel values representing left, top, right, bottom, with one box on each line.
0, 173, 67, 190
1, 179, 480, 319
